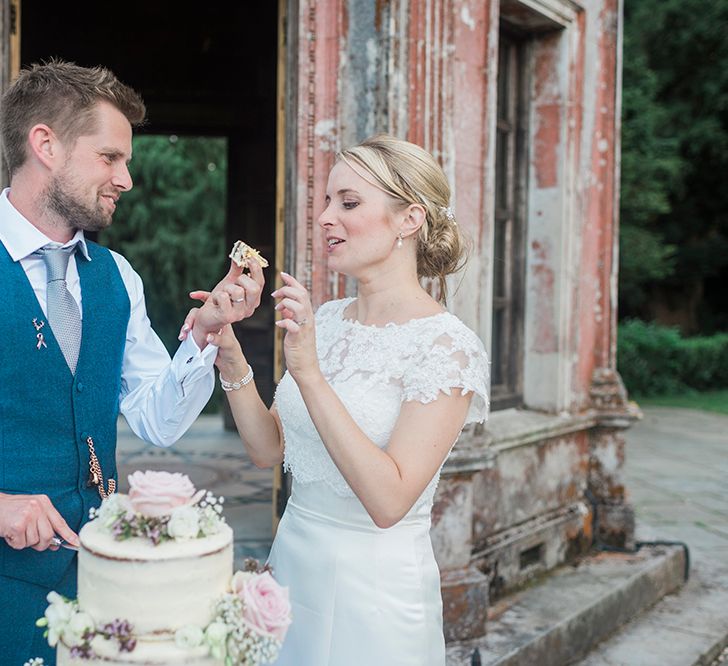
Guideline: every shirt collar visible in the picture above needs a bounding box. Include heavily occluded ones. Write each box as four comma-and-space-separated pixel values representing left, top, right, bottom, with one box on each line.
0, 188, 91, 262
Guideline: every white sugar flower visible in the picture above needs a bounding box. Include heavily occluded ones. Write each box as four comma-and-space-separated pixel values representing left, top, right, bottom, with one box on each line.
97, 494, 133, 528
42, 594, 74, 647
204, 621, 229, 658
175, 624, 204, 649
45, 591, 65, 606
63, 611, 95, 647
167, 505, 201, 540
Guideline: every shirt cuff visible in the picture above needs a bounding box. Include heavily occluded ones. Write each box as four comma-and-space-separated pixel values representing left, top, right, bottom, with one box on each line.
170, 334, 217, 388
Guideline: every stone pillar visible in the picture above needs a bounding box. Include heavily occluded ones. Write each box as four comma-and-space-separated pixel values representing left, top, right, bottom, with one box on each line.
588, 368, 640, 548
431, 472, 489, 642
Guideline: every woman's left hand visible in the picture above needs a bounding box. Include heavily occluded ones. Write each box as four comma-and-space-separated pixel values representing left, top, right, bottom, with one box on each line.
273, 272, 320, 383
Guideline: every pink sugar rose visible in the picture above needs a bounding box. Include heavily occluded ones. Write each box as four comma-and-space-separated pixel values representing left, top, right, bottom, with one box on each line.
127, 471, 204, 518
234, 571, 292, 641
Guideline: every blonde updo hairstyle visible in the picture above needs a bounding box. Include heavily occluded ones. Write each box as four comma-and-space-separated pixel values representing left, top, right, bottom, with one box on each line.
338, 134, 467, 303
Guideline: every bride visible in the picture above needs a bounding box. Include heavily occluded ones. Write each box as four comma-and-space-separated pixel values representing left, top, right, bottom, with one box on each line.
189, 135, 488, 665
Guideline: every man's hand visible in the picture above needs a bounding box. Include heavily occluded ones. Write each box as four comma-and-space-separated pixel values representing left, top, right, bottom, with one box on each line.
0, 492, 79, 551
187, 259, 265, 349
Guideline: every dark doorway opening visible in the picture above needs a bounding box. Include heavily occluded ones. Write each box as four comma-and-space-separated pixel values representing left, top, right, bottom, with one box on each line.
21, 0, 279, 409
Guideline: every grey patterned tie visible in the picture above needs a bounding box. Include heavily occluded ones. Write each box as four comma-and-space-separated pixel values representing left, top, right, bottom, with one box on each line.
36, 243, 81, 373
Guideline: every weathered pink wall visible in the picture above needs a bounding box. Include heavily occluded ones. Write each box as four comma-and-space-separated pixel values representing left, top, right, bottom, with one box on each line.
577, 0, 621, 395
293, 0, 344, 305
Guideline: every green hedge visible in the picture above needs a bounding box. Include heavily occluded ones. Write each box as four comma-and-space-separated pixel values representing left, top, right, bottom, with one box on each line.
617, 320, 728, 396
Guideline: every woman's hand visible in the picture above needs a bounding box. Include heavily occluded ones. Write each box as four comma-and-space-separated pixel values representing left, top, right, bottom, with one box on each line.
273, 272, 320, 383
206, 324, 249, 383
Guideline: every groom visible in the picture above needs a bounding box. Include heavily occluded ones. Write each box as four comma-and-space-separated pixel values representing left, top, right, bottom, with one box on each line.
0, 60, 262, 664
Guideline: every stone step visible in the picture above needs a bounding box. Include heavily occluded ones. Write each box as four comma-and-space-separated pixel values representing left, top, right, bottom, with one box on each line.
574, 565, 728, 666
446, 545, 686, 666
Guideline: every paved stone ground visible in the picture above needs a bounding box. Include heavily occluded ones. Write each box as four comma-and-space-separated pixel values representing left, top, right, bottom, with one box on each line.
116, 416, 274, 565
577, 406, 728, 665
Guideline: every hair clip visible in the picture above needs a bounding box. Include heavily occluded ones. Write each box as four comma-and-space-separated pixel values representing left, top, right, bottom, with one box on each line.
441, 206, 455, 222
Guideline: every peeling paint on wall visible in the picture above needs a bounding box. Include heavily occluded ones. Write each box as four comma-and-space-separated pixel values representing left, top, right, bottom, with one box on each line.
530, 239, 558, 353
460, 4, 476, 31
315, 119, 338, 152
533, 104, 561, 188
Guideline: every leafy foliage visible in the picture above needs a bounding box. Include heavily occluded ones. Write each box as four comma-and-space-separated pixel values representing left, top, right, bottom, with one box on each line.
98, 135, 227, 353
620, 0, 728, 329
618, 320, 728, 395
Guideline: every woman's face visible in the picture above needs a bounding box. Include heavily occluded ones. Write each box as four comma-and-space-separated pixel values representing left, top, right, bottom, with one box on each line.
317, 160, 402, 277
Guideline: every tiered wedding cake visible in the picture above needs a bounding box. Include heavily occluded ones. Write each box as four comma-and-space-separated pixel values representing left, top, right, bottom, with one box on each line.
36, 471, 290, 666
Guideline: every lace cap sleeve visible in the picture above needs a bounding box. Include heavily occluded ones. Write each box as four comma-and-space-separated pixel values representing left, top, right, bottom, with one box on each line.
401, 317, 490, 425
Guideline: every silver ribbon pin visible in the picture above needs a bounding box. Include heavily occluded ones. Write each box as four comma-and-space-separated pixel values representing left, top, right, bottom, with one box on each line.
33, 318, 47, 349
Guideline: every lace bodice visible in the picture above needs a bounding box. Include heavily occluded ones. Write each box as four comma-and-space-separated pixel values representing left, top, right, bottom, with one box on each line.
274, 298, 490, 511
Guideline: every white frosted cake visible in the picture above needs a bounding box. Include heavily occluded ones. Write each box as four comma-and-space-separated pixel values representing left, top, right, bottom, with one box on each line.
35, 471, 291, 666
57, 520, 233, 665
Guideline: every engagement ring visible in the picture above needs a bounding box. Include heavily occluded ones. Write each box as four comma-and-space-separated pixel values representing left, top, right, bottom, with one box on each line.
295, 318, 308, 326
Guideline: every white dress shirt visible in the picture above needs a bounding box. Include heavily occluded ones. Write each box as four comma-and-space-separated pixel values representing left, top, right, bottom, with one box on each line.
0, 188, 217, 447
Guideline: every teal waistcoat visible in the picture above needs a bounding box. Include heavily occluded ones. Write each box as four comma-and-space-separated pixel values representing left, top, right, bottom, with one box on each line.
0, 239, 130, 588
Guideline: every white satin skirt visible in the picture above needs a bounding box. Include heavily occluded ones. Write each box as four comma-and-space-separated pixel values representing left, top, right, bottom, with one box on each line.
267, 481, 446, 666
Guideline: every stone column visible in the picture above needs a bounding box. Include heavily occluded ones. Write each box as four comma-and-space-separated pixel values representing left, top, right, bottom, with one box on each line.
432, 425, 491, 642
432, 476, 489, 642
588, 368, 640, 548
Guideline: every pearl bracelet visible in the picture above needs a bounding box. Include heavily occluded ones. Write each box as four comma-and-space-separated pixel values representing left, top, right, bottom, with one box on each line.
220, 365, 254, 391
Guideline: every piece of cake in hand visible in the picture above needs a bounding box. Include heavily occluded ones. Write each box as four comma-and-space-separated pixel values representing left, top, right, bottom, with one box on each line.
34, 471, 291, 666
229, 240, 269, 270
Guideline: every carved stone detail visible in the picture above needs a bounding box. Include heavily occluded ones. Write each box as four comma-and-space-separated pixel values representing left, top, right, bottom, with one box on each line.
590, 367, 642, 428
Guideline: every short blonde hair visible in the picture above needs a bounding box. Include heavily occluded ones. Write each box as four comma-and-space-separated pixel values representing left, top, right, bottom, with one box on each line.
338, 134, 466, 303
1, 60, 146, 176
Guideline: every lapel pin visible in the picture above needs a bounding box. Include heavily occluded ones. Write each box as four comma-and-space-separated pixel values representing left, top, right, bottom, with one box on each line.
32, 318, 47, 349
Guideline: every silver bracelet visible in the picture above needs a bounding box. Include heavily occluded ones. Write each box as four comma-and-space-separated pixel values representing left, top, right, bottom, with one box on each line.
220, 365, 254, 391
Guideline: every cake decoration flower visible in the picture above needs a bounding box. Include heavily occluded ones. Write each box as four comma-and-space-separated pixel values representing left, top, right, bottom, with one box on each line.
175, 624, 205, 649
167, 504, 201, 539
238, 571, 292, 641
88, 472, 225, 544
127, 470, 205, 517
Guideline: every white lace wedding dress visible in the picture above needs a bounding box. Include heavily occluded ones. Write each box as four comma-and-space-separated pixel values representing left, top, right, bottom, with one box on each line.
268, 298, 489, 666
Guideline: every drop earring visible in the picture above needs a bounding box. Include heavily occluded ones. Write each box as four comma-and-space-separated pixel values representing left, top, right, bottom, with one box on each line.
397, 232, 403, 249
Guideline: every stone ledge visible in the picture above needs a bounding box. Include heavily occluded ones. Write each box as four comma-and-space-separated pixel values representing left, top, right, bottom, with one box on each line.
445, 545, 686, 666
446, 409, 597, 473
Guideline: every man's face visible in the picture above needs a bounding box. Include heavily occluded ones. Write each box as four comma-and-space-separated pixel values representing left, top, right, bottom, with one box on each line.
46, 101, 133, 232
